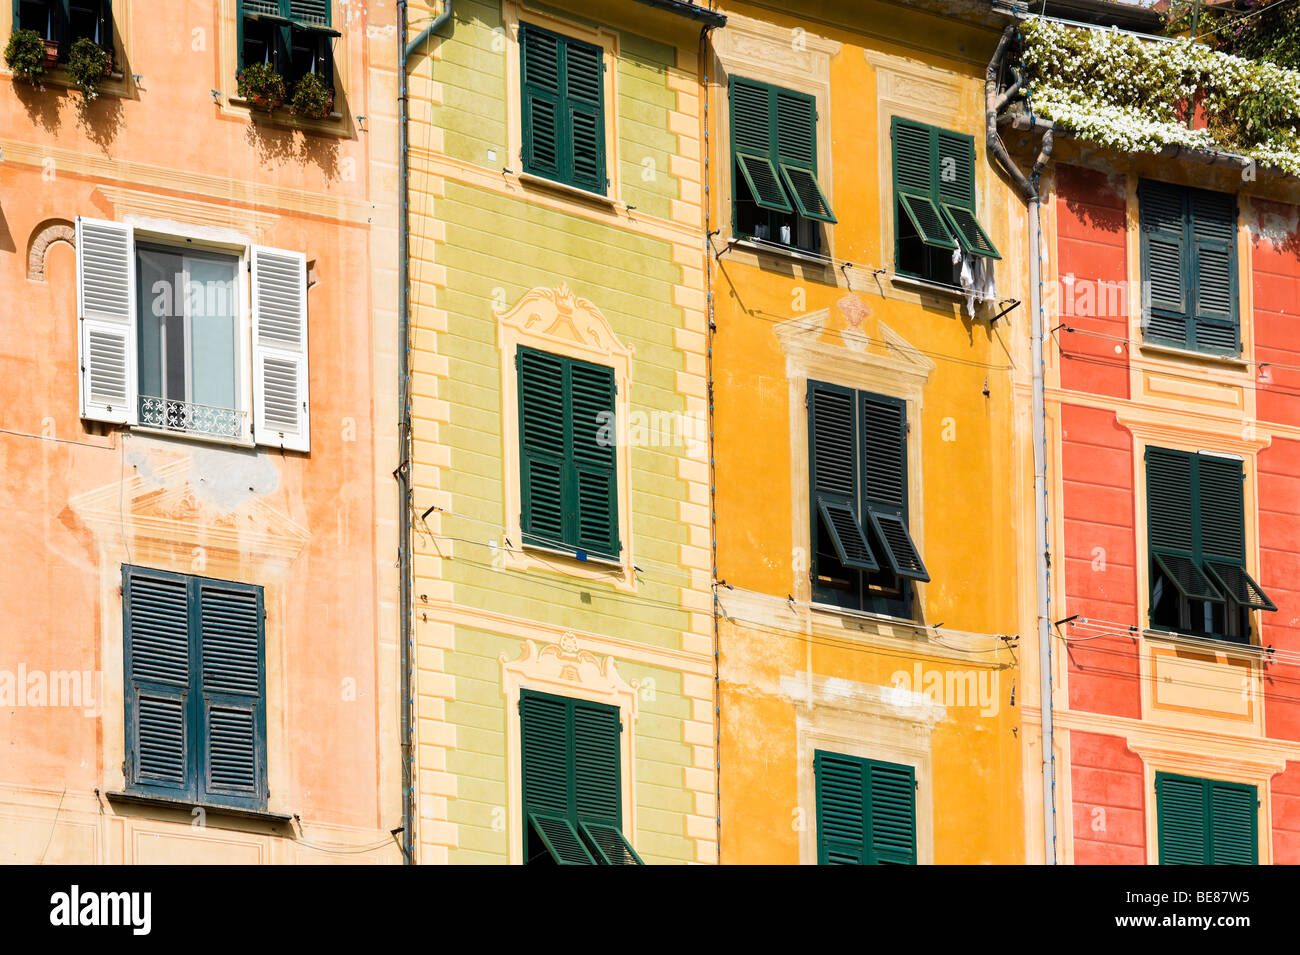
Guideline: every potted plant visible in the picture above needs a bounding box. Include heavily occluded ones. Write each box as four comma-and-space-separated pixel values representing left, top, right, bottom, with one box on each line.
236, 61, 286, 111
289, 71, 333, 120
67, 37, 110, 99
4, 28, 48, 83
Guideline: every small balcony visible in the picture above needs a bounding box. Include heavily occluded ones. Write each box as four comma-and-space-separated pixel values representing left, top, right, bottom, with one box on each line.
138, 396, 246, 441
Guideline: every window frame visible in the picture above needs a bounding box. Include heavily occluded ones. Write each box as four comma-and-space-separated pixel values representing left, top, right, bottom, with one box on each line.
1155, 771, 1258, 865
814, 749, 917, 865
236, 0, 338, 92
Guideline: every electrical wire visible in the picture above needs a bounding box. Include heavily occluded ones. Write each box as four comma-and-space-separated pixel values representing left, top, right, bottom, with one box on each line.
1191, 0, 1299, 43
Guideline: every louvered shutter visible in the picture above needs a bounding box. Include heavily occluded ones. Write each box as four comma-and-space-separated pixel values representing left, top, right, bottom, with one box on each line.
572, 698, 621, 825
520, 691, 596, 865
124, 567, 192, 797
775, 87, 835, 223
252, 246, 310, 451
815, 751, 917, 865
891, 118, 955, 250
1146, 447, 1222, 602
1208, 781, 1257, 864
1156, 772, 1208, 864
1140, 181, 1191, 347
809, 382, 876, 572
730, 77, 791, 213
1198, 454, 1275, 611
861, 394, 928, 582
519, 348, 567, 549
563, 37, 605, 195
568, 360, 619, 559
1189, 190, 1239, 354
196, 579, 266, 808
521, 26, 563, 183
288, 0, 330, 26
935, 130, 998, 259
76, 217, 138, 425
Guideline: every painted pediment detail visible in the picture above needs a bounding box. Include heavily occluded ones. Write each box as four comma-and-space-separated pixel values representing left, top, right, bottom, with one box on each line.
500, 634, 639, 716
497, 284, 632, 360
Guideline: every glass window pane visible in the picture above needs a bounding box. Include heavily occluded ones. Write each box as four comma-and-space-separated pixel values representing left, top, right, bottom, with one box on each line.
136, 247, 185, 402
186, 255, 239, 413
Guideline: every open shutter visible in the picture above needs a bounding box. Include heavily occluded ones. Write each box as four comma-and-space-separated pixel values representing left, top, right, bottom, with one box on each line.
935, 130, 997, 259
809, 383, 877, 572
1140, 181, 1191, 347
1146, 447, 1223, 602
1198, 454, 1275, 611
892, 118, 955, 250
76, 216, 137, 424
197, 579, 266, 808
251, 246, 310, 451
562, 37, 605, 194
730, 78, 791, 213
521, 691, 595, 865
518, 348, 567, 548
815, 750, 867, 864
571, 698, 640, 864
1156, 772, 1208, 864
775, 88, 834, 223
1208, 781, 1257, 864
288, 0, 330, 25
521, 26, 563, 183
862, 395, 928, 582
124, 567, 192, 798
1189, 190, 1239, 354
568, 359, 619, 559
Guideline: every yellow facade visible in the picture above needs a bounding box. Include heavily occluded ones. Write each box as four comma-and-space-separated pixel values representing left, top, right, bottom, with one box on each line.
710, 0, 1030, 863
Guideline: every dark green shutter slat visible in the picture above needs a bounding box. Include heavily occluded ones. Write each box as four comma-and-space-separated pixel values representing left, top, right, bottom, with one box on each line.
1157, 773, 1208, 864
892, 118, 934, 197
737, 154, 793, 213
579, 820, 644, 864
780, 165, 835, 222
288, 0, 329, 26
1140, 181, 1188, 333
1190, 190, 1238, 353
244, 0, 281, 16
1146, 447, 1195, 554
521, 26, 563, 182
868, 511, 929, 582
810, 383, 877, 571
1209, 782, 1257, 865
899, 194, 956, 249
569, 359, 618, 558
1205, 561, 1276, 611
563, 38, 605, 193
1153, 552, 1223, 602
775, 88, 816, 168
940, 204, 999, 259
528, 813, 595, 864
519, 348, 566, 546
730, 77, 772, 157
572, 699, 621, 823
868, 761, 917, 864
1198, 455, 1244, 562
817, 499, 878, 572
520, 691, 572, 819
124, 569, 191, 794
197, 581, 264, 802
861, 395, 928, 582
815, 751, 867, 865
935, 129, 976, 207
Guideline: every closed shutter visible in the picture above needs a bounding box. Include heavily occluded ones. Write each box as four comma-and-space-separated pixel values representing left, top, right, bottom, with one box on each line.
1145, 447, 1222, 602
808, 382, 876, 572
1199, 454, 1275, 611
1140, 181, 1188, 347
1157, 772, 1257, 864
730, 77, 791, 214
1189, 190, 1239, 354
251, 246, 310, 452
861, 394, 928, 582
76, 216, 138, 424
892, 117, 955, 251
520, 25, 605, 194
569, 361, 618, 558
196, 579, 266, 807
518, 348, 567, 549
815, 751, 917, 865
124, 567, 192, 797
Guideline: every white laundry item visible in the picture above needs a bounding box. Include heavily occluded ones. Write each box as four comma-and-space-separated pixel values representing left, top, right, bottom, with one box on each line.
954, 246, 997, 318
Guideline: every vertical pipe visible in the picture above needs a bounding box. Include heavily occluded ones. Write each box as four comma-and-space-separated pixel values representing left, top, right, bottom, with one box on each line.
397, 0, 413, 866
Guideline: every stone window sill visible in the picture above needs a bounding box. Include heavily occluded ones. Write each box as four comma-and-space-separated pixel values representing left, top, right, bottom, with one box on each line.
106, 790, 293, 827
1137, 340, 1250, 370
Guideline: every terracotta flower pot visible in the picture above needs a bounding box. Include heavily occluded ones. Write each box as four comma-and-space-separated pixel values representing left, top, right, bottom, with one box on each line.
43, 38, 58, 68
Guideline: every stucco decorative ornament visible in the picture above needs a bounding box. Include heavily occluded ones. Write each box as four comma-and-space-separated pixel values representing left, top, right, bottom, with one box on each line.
496, 284, 632, 360
837, 293, 871, 353
500, 633, 639, 714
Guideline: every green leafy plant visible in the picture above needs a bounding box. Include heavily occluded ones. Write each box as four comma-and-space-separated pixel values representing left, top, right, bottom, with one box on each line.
236, 61, 287, 110
289, 71, 333, 120
67, 37, 110, 99
4, 28, 48, 83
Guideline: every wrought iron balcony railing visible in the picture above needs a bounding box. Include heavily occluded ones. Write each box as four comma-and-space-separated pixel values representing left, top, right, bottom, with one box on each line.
138, 395, 246, 440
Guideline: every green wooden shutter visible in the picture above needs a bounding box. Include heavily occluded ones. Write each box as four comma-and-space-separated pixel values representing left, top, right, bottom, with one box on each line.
568, 360, 619, 559
1146, 446, 1223, 602
1157, 773, 1257, 864
1198, 454, 1275, 611
571, 697, 640, 864
124, 567, 193, 798
288, 0, 329, 26
892, 117, 955, 250
730, 77, 792, 214
1189, 190, 1239, 354
1140, 181, 1192, 347
861, 394, 928, 582
196, 578, 266, 808
808, 382, 876, 572
815, 751, 917, 865
775, 87, 835, 223
563, 36, 605, 194
935, 129, 998, 259
518, 348, 567, 548
521, 25, 563, 183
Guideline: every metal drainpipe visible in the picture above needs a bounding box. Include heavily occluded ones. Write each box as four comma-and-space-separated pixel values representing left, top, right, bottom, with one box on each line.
985, 22, 1057, 865
398, 0, 454, 866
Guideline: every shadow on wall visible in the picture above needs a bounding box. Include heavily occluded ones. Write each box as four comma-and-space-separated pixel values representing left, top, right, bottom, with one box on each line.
243, 120, 342, 181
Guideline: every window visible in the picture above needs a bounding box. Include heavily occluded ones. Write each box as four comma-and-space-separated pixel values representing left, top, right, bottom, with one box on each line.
517, 347, 619, 560
891, 117, 998, 285
1156, 772, 1257, 864
519, 690, 642, 865
122, 566, 267, 811
808, 381, 928, 616
729, 76, 834, 253
1139, 180, 1239, 355
238, 0, 338, 90
75, 217, 311, 450
814, 750, 916, 865
14, 0, 110, 56
1146, 447, 1275, 643
519, 23, 605, 195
